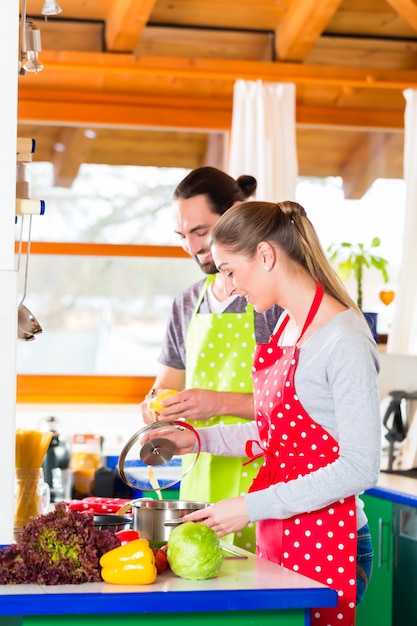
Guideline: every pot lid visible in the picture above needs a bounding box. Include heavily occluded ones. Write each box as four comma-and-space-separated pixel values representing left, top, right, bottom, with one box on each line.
117, 420, 200, 493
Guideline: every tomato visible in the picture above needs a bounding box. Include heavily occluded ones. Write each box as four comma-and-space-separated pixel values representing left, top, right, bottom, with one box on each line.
152, 545, 169, 574
115, 529, 140, 545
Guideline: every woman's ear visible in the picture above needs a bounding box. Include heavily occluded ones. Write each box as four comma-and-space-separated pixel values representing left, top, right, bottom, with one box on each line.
257, 241, 275, 271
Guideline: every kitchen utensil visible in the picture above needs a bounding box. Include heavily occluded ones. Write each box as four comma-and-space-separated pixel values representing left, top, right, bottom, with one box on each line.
220, 545, 248, 560
40, 416, 71, 502
93, 514, 132, 531
117, 420, 201, 493
17, 215, 42, 341
128, 498, 209, 543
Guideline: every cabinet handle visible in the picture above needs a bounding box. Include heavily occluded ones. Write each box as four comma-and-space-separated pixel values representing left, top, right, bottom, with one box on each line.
378, 517, 390, 568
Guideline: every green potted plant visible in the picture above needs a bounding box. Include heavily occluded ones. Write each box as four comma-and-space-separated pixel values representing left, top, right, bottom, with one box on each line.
327, 237, 389, 339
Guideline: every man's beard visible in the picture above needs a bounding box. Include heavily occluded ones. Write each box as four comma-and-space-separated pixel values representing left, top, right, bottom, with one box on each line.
194, 255, 218, 275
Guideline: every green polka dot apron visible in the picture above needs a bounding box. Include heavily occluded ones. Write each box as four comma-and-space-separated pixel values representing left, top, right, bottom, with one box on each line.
181, 274, 257, 552
247, 283, 357, 625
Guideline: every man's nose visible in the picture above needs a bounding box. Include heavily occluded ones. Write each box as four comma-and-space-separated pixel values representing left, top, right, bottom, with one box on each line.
186, 235, 204, 256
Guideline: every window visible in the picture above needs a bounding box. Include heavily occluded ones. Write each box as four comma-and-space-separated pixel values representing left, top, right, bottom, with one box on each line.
17, 163, 404, 403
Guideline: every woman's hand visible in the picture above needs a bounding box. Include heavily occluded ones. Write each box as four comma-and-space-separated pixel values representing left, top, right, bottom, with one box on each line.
182, 497, 250, 537
139, 422, 197, 455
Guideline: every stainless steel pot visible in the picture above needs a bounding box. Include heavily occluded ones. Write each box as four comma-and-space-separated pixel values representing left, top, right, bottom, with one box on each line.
130, 498, 209, 543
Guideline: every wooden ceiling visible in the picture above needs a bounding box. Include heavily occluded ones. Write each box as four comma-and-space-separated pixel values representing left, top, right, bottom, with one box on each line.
17, 0, 417, 197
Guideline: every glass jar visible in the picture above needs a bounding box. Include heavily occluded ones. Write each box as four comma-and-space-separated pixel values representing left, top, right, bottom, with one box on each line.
14, 467, 51, 530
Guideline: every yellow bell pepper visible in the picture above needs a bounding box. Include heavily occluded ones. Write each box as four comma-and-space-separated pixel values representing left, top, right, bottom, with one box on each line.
100, 539, 157, 585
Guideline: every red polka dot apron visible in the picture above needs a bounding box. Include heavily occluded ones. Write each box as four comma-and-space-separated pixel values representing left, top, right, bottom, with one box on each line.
248, 283, 357, 626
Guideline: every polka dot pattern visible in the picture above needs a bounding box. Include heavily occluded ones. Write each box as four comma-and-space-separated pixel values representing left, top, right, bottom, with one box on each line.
248, 293, 357, 626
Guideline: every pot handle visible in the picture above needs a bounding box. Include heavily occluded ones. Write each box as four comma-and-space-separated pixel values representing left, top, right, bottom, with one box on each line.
163, 518, 185, 526
116, 498, 143, 517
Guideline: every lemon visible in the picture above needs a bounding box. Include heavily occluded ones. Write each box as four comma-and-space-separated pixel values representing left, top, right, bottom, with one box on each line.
148, 388, 178, 414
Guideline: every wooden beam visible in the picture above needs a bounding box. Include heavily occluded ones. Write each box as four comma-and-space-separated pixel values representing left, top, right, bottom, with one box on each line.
341, 133, 399, 199
18, 90, 405, 132
52, 127, 96, 187
276, 0, 344, 60
28, 51, 417, 89
16, 374, 154, 404
19, 242, 189, 258
18, 93, 232, 131
105, 0, 158, 51
385, 0, 417, 33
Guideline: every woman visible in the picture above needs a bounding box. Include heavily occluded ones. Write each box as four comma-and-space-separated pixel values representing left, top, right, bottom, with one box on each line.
164, 200, 381, 626
140, 168, 282, 551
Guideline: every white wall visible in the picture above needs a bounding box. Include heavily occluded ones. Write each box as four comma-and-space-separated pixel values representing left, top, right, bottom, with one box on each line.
0, 0, 19, 544
379, 353, 417, 399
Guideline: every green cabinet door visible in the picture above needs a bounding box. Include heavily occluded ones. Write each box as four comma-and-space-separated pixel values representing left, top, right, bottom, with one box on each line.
356, 494, 393, 626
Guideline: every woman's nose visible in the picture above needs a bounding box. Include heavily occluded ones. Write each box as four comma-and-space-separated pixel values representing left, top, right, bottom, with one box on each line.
224, 275, 235, 297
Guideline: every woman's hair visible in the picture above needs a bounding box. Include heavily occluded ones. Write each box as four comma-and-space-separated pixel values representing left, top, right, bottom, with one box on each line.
173, 166, 257, 216
210, 200, 360, 313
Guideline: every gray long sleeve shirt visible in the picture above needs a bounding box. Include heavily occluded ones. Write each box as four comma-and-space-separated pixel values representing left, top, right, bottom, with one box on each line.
197, 309, 381, 530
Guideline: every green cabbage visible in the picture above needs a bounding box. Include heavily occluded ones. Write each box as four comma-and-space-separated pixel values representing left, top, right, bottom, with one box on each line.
167, 521, 224, 580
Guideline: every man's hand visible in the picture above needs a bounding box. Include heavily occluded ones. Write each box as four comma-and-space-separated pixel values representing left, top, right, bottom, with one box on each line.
156, 388, 223, 421
140, 386, 255, 425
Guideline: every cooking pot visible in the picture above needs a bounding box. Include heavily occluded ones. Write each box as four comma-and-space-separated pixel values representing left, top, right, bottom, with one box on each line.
126, 498, 209, 543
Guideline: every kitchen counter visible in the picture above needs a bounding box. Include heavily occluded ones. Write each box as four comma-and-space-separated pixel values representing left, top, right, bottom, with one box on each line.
367, 471, 417, 507
0, 542, 336, 626
1, 473, 414, 626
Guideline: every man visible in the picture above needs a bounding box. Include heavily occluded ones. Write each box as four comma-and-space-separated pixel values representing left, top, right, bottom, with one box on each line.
140, 167, 282, 551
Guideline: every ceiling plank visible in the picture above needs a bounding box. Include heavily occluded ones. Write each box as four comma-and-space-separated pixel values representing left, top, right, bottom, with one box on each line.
276, 0, 344, 60
200, 133, 227, 169
134, 26, 274, 61
105, 0, 158, 51
384, 0, 417, 33
52, 127, 96, 187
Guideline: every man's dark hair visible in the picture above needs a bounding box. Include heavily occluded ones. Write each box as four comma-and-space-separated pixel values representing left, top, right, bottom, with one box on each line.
174, 166, 257, 216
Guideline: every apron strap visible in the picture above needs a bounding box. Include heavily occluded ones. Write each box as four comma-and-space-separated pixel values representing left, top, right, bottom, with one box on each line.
270, 282, 324, 345
192, 275, 215, 315
296, 282, 324, 344
244, 439, 265, 464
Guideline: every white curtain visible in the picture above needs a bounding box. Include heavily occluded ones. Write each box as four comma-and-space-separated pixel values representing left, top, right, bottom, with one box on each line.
387, 89, 417, 355
228, 80, 298, 202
